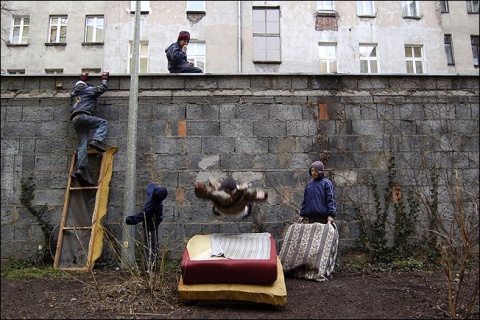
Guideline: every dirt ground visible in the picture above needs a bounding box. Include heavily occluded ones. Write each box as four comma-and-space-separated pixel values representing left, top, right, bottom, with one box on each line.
1, 266, 466, 319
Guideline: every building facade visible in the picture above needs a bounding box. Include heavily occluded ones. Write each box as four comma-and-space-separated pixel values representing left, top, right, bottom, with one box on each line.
1, 1, 479, 75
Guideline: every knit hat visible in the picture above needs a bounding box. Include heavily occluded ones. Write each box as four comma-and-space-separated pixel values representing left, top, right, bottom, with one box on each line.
75, 80, 87, 87
220, 176, 237, 192
309, 161, 324, 176
178, 31, 191, 42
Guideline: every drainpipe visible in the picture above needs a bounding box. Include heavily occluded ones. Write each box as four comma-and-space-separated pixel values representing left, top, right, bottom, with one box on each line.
237, 1, 242, 73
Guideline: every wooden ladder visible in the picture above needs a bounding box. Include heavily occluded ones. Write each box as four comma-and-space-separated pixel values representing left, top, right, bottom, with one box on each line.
54, 146, 117, 271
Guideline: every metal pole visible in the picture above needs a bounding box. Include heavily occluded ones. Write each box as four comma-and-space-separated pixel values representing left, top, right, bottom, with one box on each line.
121, 0, 141, 270
237, 1, 242, 73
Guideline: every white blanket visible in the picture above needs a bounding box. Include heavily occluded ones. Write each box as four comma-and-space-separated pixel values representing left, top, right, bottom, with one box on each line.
211, 232, 271, 260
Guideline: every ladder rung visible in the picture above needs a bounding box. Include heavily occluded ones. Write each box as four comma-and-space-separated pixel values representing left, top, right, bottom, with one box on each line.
63, 226, 93, 230
70, 186, 98, 191
87, 149, 103, 154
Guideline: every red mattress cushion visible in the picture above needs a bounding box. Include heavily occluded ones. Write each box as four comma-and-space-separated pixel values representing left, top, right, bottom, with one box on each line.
181, 233, 278, 285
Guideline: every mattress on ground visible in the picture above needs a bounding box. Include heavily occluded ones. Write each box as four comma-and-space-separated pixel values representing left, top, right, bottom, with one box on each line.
279, 222, 339, 282
178, 256, 287, 307
181, 233, 278, 285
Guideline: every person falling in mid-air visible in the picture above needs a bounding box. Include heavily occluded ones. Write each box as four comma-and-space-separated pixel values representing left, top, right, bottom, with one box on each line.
194, 175, 267, 218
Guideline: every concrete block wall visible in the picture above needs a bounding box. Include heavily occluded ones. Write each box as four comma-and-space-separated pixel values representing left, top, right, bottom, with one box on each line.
1, 74, 479, 262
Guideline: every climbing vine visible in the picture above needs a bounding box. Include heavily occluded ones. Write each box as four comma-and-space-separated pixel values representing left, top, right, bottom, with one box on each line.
20, 174, 55, 265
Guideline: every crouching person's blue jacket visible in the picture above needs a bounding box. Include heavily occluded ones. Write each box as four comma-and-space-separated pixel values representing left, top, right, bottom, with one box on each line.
125, 184, 168, 231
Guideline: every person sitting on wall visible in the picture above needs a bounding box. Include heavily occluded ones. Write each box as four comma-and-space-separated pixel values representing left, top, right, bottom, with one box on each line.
165, 31, 203, 73
194, 175, 267, 218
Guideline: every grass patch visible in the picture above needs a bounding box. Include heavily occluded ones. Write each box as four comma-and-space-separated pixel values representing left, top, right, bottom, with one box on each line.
1, 260, 67, 279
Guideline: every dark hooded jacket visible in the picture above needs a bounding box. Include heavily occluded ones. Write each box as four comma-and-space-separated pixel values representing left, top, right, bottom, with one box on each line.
69, 80, 107, 120
299, 162, 336, 219
125, 184, 168, 230
165, 42, 191, 73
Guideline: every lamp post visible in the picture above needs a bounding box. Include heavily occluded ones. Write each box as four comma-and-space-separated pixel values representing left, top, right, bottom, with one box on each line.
121, 0, 141, 270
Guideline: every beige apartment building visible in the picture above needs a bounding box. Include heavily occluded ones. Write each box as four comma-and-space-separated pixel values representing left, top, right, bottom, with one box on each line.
1, 1, 479, 75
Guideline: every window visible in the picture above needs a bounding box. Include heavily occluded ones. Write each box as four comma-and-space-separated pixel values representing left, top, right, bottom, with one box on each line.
130, 1, 150, 13
471, 35, 479, 67
357, 1, 375, 16
466, 1, 479, 13
359, 44, 379, 73
318, 43, 337, 73
10, 16, 29, 44
45, 69, 64, 74
48, 15, 68, 43
444, 34, 455, 65
128, 41, 149, 73
81, 68, 101, 75
440, 1, 449, 13
405, 45, 424, 74
7, 69, 25, 74
187, 42, 206, 72
187, 1, 205, 12
402, 1, 420, 18
85, 16, 104, 43
317, 1, 334, 11
252, 7, 281, 63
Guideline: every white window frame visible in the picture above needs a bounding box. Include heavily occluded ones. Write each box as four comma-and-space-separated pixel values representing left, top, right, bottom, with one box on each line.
359, 44, 379, 73
318, 43, 337, 73
48, 15, 68, 43
471, 35, 479, 67
7, 69, 25, 74
187, 1, 205, 12
466, 1, 479, 13
317, 1, 335, 11
128, 41, 149, 73
444, 34, 455, 65
252, 7, 281, 63
130, 1, 150, 13
405, 45, 424, 74
45, 69, 64, 74
402, 1, 420, 18
10, 16, 29, 45
85, 16, 104, 43
357, 1, 375, 16
186, 42, 206, 72
440, 1, 449, 13
81, 68, 102, 75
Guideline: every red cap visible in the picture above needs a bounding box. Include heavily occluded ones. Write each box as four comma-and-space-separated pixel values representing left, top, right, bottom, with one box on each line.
178, 31, 190, 41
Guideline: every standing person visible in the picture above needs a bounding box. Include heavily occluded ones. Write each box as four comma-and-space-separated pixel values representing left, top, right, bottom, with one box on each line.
69, 72, 109, 186
298, 161, 337, 224
194, 175, 267, 218
125, 183, 168, 272
165, 31, 203, 73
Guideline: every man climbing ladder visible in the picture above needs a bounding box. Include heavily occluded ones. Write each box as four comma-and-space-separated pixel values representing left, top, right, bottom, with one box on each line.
69, 71, 110, 186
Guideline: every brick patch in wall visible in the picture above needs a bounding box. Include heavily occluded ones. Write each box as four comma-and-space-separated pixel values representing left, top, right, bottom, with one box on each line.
318, 103, 329, 120
282, 187, 292, 205
315, 15, 338, 31
178, 120, 186, 137
176, 188, 185, 206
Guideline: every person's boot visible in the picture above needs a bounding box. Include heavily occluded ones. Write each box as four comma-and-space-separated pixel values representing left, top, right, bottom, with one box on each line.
88, 140, 107, 152
74, 167, 95, 186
